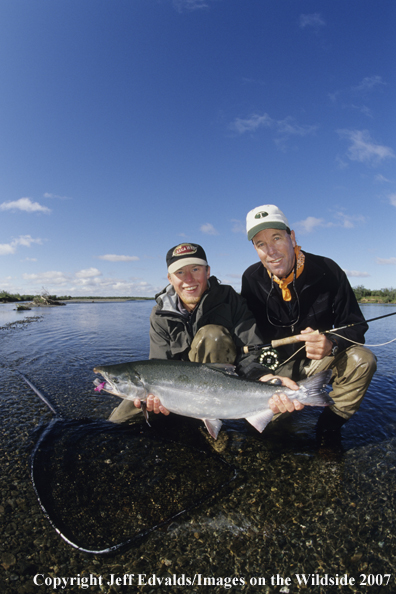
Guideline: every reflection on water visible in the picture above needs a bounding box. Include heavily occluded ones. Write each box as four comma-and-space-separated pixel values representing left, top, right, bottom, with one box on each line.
0, 301, 395, 592
0, 301, 45, 326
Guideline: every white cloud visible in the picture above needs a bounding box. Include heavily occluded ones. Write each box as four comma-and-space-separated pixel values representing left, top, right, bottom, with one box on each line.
328, 91, 341, 103
0, 235, 43, 256
334, 212, 365, 228
344, 270, 371, 278
293, 211, 365, 234
231, 219, 245, 234
229, 113, 273, 134
172, 0, 212, 12
98, 254, 139, 262
14, 268, 160, 297
389, 194, 396, 207
375, 174, 391, 183
0, 197, 51, 213
299, 13, 325, 29
75, 268, 102, 279
293, 216, 325, 234
349, 104, 373, 118
23, 271, 70, 286
43, 192, 71, 200
17, 235, 43, 247
22, 269, 102, 289
377, 257, 396, 265
337, 129, 395, 165
353, 76, 386, 93
276, 117, 317, 138
229, 112, 317, 149
200, 223, 219, 235
329, 76, 387, 117
0, 243, 16, 256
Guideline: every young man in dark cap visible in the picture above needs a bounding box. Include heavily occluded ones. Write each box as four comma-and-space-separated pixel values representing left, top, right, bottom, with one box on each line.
110, 242, 276, 422
241, 204, 377, 443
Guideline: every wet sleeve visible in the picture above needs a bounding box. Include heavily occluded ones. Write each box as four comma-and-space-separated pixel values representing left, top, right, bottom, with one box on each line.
149, 312, 173, 360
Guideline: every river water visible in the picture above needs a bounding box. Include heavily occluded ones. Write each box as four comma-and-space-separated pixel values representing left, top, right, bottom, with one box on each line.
0, 301, 395, 593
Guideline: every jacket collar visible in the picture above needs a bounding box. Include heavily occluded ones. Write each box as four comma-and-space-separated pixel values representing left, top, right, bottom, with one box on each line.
249, 251, 325, 294
155, 276, 217, 315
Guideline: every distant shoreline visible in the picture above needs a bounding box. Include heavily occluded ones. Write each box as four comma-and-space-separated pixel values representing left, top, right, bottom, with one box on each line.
0, 297, 154, 305
60, 297, 154, 303
358, 300, 396, 305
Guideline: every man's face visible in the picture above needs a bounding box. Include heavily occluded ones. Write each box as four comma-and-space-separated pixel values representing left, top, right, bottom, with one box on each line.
252, 228, 297, 279
168, 264, 210, 312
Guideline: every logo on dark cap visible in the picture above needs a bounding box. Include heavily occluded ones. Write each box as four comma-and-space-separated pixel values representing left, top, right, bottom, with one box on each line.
172, 243, 197, 257
255, 211, 268, 219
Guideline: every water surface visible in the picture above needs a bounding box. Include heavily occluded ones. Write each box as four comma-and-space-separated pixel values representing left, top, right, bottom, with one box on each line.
0, 302, 395, 593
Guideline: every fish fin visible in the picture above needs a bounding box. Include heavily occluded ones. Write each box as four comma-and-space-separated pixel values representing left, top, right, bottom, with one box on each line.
298, 370, 334, 407
205, 363, 238, 376
203, 419, 222, 440
140, 401, 151, 427
245, 409, 274, 433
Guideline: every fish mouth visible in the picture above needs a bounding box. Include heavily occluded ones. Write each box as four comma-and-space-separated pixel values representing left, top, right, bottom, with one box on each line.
93, 370, 119, 395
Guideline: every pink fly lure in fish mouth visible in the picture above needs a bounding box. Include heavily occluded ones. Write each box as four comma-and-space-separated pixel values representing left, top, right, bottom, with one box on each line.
94, 381, 106, 393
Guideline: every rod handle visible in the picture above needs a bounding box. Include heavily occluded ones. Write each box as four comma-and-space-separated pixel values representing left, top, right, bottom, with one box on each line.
271, 329, 319, 348
243, 345, 263, 353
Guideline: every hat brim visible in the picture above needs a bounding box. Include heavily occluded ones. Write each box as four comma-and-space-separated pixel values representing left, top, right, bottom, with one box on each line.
168, 258, 208, 274
248, 222, 289, 241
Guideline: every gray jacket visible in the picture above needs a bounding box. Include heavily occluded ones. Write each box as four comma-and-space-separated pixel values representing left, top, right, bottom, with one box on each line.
149, 276, 266, 379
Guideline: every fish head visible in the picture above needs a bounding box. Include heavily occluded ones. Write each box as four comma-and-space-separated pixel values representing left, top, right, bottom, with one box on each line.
93, 363, 147, 400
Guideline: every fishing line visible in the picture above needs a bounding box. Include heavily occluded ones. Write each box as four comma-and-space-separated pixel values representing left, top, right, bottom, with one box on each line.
258, 334, 395, 372
260, 335, 395, 373
244, 309, 396, 354
329, 332, 396, 348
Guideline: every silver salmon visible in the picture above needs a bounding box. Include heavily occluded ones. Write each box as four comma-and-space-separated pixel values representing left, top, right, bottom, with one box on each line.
93, 360, 333, 439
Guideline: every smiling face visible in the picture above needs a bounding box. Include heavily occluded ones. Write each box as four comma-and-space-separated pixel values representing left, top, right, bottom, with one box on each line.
252, 228, 297, 279
168, 264, 210, 312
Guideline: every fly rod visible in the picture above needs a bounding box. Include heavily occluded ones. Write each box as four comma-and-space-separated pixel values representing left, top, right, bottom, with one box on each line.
243, 310, 396, 353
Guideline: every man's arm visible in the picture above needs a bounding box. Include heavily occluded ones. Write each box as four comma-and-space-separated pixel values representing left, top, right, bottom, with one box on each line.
227, 287, 274, 378
149, 312, 174, 360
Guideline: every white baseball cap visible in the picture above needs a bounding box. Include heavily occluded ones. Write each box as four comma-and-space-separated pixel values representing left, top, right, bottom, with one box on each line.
246, 205, 290, 241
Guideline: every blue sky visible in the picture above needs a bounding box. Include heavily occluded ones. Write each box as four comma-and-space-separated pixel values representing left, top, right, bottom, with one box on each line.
0, 0, 395, 297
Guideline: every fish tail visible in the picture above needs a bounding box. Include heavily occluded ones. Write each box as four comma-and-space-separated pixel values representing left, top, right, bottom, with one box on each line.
298, 370, 334, 407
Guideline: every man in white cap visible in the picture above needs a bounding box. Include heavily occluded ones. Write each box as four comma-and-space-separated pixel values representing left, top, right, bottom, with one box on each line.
242, 205, 377, 444
110, 242, 271, 422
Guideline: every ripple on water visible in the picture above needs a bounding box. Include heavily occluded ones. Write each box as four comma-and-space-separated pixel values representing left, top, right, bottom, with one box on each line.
0, 302, 395, 593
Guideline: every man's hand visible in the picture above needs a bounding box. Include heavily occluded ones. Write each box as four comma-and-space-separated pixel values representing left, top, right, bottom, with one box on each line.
133, 395, 170, 415
259, 374, 304, 414
296, 327, 333, 360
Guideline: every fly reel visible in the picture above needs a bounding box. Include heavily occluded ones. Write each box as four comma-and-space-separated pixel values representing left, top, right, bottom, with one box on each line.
259, 347, 280, 371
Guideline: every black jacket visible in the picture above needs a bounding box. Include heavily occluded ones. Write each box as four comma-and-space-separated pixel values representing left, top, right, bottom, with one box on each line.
150, 276, 266, 379
241, 251, 368, 373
